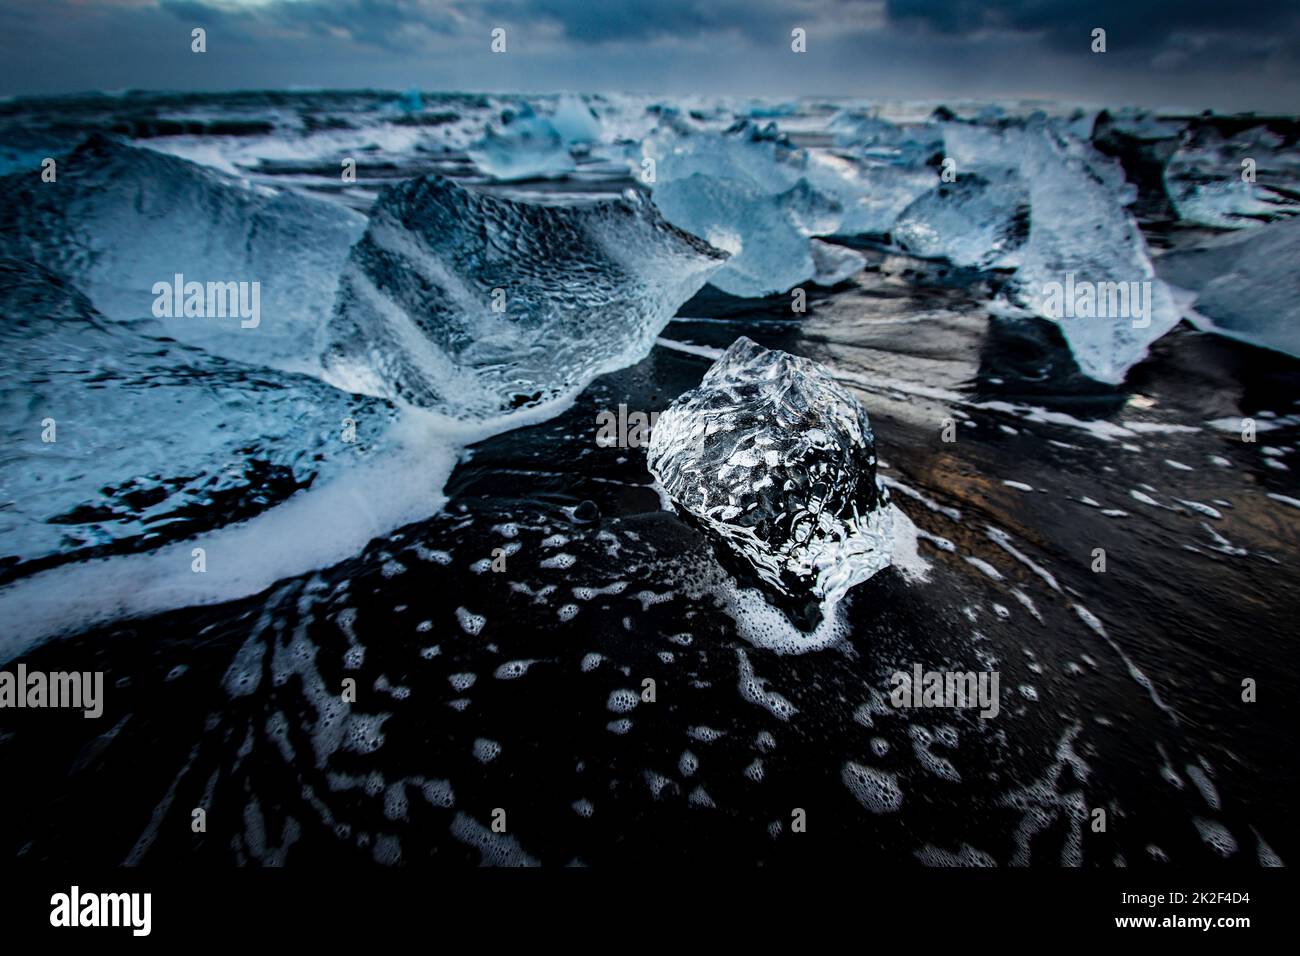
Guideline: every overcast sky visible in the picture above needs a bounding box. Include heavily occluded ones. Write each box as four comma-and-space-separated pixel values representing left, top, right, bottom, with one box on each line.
2, 0, 1298, 111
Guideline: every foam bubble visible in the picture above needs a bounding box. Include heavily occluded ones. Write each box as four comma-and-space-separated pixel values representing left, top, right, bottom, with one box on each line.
472, 738, 501, 763
607, 689, 639, 713
1193, 818, 1238, 858
842, 760, 903, 813
456, 608, 486, 635
494, 660, 538, 680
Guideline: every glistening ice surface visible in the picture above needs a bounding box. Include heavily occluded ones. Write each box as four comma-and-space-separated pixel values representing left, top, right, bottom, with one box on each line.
322, 175, 726, 416
648, 336, 893, 627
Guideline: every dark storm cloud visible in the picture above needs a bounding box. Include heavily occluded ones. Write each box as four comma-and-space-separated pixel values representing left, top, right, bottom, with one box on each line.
885, 0, 1300, 53
262, 0, 460, 49
478, 0, 805, 44
154, 0, 807, 48
159, 0, 460, 52
0, 0, 1298, 110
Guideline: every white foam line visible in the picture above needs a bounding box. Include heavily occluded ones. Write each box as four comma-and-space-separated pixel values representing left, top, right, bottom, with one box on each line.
1010, 587, 1043, 623
0, 409, 479, 663
830, 368, 965, 404
972, 401, 1138, 442
1121, 422, 1200, 435
1073, 603, 1177, 723
655, 337, 725, 360
1207, 416, 1291, 434
840, 369, 1197, 447
985, 526, 1061, 592
880, 475, 962, 522
964, 556, 1004, 581
889, 503, 933, 584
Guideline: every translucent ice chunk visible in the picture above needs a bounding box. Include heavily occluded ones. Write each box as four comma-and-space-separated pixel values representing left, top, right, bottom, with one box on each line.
0, 135, 366, 374
892, 167, 1030, 269
1163, 125, 1300, 229
641, 122, 832, 295
1160, 217, 1300, 359
643, 120, 901, 295
803, 152, 939, 237
0, 258, 396, 577
827, 111, 944, 166
322, 176, 728, 417
810, 239, 866, 287
1168, 179, 1294, 229
942, 117, 1181, 384
467, 101, 600, 181
549, 94, 602, 145
1096, 108, 1185, 142
651, 173, 840, 297
647, 336, 893, 628
644, 119, 807, 197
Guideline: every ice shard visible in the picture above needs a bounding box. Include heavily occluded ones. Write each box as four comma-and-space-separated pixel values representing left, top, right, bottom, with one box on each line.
644, 119, 807, 196
468, 105, 571, 181
941, 117, 1181, 384
648, 336, 893, 629
818, 112, 948, 234
639, 122, 845, 296
0, 258, 397, 577
810, 239, 867, 287
892, 167, 1030, 269
828, 110, 945, 166
1163, 124, 1299, 229
803, 152, 939, 237
549, 94, 603, 146
322, 176, 728, 417
641, 118, 941, 295
651, 173, 843, 297
1159, 217, 1300, 359
0, 135, 366, 374
467, 99, 604, 181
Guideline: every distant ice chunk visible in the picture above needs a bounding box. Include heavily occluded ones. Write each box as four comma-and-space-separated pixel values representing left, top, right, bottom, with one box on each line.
815, 112, 947, 235
803, 150, 939, 237
322, 176, 727, 417
645, 119, 807, 196
468, 104, 573, 181
642, 122, 843, 296
651, 173, 841, 297
827, 110, 944, 166
0, 135, 366, 374
942, 117, 1181, 383
892, 168, 1030, 269
746, 99, 802, 119
549, 94, 602, 145
648, 336, 893, 629
810, 239, 867, 287
1096, 108, 1185, 143
1169, 179, 1292, 229
642, 120, 914, 295
395, 88, 423, 113
1160, 217, 1300, 359
467, 99, 602, 181
1164, 125, 1299, 228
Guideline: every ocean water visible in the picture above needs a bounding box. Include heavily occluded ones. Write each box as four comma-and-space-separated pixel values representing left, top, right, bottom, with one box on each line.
0, 90, 1296, 867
